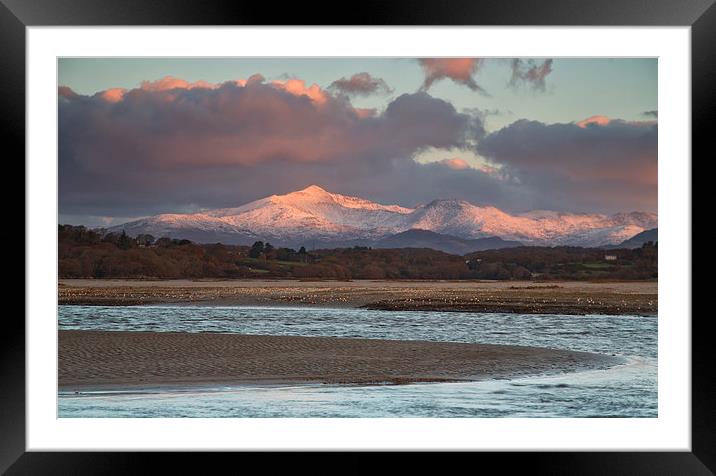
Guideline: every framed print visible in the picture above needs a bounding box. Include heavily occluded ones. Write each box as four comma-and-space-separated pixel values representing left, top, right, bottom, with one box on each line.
5, 0, 711, 472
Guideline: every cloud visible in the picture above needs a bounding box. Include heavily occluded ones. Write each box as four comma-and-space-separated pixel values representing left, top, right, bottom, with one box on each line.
95, 88, 127, 103
642, 110, 658, 118
59, 76, 489, 217
328, 72, 393, 96
418, 58, 487, 93
438, 158, 471, 170
270, 77, 329, 104
509, 59, 553, 92
576, 115, 611, 128
59, 74, 656, 220
58, 86, 78, 99
140, 76, 218, 92
477, 117, 657, 212
432, 158, 504, 177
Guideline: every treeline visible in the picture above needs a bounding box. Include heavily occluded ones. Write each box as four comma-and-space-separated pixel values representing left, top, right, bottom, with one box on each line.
59, 225, 310, 279
305, 247, 471, 280
465, 244, 657, 281
58, 225, 657, 281
58, 225, 470, 279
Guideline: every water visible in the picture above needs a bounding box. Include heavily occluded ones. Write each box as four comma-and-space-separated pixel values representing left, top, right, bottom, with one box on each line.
58, 305, 657, 418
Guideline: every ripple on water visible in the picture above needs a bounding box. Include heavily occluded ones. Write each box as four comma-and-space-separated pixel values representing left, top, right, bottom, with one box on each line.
58, 306, 657, 418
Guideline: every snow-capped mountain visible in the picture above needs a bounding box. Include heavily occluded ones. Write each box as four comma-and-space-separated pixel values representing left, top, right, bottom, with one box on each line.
109, 185, 657, 248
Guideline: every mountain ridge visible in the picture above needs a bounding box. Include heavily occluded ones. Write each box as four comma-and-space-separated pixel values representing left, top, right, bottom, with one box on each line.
374, 229, 523, 255
608, 227, 658, 249
109, 185, 657, 248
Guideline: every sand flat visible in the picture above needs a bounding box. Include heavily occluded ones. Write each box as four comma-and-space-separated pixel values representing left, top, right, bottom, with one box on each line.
58, 279, 657, 315
59, 330, 618, 390
59, 278, 657, 292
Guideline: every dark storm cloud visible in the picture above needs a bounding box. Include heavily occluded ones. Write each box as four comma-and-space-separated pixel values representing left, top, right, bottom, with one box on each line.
59, 74, 656, 219
328, 72, 393, 96
509, 59, 553, 92
476, 117, 657, 212
59, 77, 489, 217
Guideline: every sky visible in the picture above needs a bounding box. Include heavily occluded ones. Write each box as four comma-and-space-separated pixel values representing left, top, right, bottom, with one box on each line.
58, 58, 657, 226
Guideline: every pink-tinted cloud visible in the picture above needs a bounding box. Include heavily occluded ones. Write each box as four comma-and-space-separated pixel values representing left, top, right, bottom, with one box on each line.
136, 74, 331, 105
58, 74, 656, 219
58, 86, 78, 99
435, 158, 503, 177
577, 115, 658, 129
329, 72, 393, 96
418, 58, 486, 93
59, 77, 488, 217
140, 76, 217, 92
354, 108, 377, 118
270, 78, 328, 105
95, 88, 127, 103
576, 115, 611, 128
439, 158, 472, 170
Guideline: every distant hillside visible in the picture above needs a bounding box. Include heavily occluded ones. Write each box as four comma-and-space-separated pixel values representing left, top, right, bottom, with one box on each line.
374, 229, 522, 255
611, 228, 658, 249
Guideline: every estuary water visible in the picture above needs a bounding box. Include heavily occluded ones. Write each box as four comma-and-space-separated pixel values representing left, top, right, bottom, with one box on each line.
58, 305, 657, 418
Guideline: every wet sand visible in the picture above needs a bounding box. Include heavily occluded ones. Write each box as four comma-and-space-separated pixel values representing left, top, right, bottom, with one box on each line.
59, 279, 657, 315
59, 330, 619, 390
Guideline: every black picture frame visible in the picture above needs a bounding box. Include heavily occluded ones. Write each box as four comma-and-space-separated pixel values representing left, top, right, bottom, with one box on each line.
4, 0, 710, 472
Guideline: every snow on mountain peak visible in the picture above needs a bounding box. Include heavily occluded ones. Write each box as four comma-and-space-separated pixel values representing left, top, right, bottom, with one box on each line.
275, 185, 414, 215
298, 184, 328, 194
110, 186, 657, 248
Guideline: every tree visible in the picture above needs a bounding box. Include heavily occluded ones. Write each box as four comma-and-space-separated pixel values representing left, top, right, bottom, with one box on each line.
117, 230, 133, 250
136, 234, 155, 246
155, 237, 173, 247
249, 241, 265, 258
276, 247, 296, 261
359, 264, 385, 279
263, 242, 276, 260
512, 265, 532, 280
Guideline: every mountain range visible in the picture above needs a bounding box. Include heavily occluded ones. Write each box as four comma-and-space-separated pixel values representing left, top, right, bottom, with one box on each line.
110, 185, 657, 251
607, 228, 658, 249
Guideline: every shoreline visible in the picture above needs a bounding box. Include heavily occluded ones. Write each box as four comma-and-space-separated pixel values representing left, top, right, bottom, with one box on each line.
58, 330, 620, 391
58, 279, 657, 316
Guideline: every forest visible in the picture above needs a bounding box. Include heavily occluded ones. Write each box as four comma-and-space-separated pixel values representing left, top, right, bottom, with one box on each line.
58, 225, 657, 281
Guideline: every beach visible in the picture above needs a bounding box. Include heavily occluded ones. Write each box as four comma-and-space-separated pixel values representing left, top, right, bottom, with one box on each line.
58, 330, 619, 391
58, 279, 657, 315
